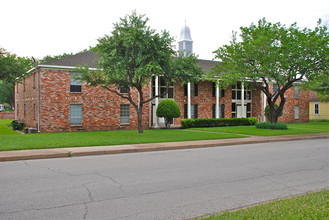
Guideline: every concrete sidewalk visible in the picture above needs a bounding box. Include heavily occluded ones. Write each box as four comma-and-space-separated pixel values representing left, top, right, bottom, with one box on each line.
1, 133, 328, 162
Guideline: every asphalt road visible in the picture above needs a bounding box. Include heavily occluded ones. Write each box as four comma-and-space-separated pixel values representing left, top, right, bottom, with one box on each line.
1, 139, 328, 220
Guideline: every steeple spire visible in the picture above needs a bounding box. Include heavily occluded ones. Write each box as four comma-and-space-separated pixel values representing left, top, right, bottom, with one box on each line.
178, 22, 193, 56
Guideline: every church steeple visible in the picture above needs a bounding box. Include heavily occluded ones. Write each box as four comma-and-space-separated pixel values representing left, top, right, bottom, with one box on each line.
178, 23, 193, 56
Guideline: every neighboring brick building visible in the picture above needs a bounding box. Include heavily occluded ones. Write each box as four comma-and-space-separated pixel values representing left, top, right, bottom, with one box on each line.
15, 25, 309, 133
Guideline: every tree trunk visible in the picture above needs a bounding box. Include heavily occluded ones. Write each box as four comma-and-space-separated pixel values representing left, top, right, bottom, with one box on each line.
165, 118, 171, 129
137, 107, 143, 133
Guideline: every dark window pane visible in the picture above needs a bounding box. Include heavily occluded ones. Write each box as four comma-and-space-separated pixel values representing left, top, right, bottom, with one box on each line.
237, 91, 241, 99
160, 88, 166, 98
232, 103, 236, 112
120, 87, 129, 93
247, 103, 251, 111
168, 88, 174, 98
247, 91, 251, 100
232, 91, 236, 99
70, 85, 81, 92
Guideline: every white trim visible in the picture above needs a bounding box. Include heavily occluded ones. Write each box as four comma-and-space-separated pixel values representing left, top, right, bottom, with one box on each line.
155, 76, 159, 128
187, 82, 191, 118
38, 65, 98, 71
215, 80, 220, 118
27, 65, 98, 74
241, 84, 245, 118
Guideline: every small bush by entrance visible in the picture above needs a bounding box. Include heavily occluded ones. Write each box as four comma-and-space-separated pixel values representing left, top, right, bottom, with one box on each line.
256, 122, 288, 130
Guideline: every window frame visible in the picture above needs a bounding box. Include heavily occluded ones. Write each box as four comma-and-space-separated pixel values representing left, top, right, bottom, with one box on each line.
70, 104, 82, 126
295, 85, 300, 98
70, 72, 82, 93
120, 104, 130, 124
294, 105, 300, 120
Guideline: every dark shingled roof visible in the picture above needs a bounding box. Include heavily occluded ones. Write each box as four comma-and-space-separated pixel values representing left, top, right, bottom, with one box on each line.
197, 59, 219, 72
39, 50, 220, 72
41, 51, 99, 68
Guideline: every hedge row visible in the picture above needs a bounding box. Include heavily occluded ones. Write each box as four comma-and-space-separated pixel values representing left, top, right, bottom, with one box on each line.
181, 117, 258, 129
255, 122, 288, 130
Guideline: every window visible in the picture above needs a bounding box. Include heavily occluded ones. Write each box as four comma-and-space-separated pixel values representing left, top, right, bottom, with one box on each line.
33, 74, 36, 89
184, 83, 198, 97
120, 86, 129, 94
70, 104, 82, 125
120, 104, 130, 124
70, 72, 82, 92
247, 103, 251, 118
190, 104, 195, 118
231, 82, 251, 100
273, 84, 278, 94
295, 86, 300, 98
212, 83, 225, 97
184, 104, 198, 118
314, 104, 319, 115
152, 76, 174, 98
232, 103, 236, 118
213, 104, 224, 118
294, 105, 299, 119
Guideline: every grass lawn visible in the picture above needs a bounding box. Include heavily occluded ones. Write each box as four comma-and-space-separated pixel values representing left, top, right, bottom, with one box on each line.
198, 190, 329, 219
0, 119, 245, 151
190, 122, 329, 136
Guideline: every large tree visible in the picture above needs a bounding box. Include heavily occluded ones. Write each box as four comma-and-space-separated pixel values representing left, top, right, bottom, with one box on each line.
0, 48, 33, 83
210, 18, 329, 123
80, 12, 204, 133
0, 48, 33, 108
302, 71, 329, 102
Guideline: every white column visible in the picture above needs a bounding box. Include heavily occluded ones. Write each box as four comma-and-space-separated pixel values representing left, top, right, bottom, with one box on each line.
187, 82, 191, 118
216, 80, 220, 118
155, 76, 159, 128
241, 84, 245, 118
263, 90, 267, 122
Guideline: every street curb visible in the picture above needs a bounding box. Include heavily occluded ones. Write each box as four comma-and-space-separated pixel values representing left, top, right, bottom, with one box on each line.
0, 133, 328, 162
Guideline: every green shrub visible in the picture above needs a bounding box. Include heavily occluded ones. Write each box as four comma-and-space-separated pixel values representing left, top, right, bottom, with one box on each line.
181, 117, 258, 129
256, 122, 288, 130
156, 99, 181, 128
10, 120, 25, 131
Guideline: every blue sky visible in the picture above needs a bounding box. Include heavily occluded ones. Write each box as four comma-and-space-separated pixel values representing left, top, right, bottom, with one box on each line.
1, 0, 328, 60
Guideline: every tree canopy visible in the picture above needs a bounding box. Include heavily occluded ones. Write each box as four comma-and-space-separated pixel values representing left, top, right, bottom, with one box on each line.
80, 11, 204, 133
0, 48, 33, 83
210, 18, 329, 123
0, 48, 33, 108
302, 71, 329, 102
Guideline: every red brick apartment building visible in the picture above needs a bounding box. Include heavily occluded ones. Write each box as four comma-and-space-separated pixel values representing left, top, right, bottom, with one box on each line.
15, 26, 309, 133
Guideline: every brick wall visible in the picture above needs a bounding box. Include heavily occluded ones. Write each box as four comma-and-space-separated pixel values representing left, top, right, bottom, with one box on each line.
268, 84, 309, 123
0, 112, 15, 119
15, 68, 310, 133
38, 69, 150, 133
15, 72, 39, 128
